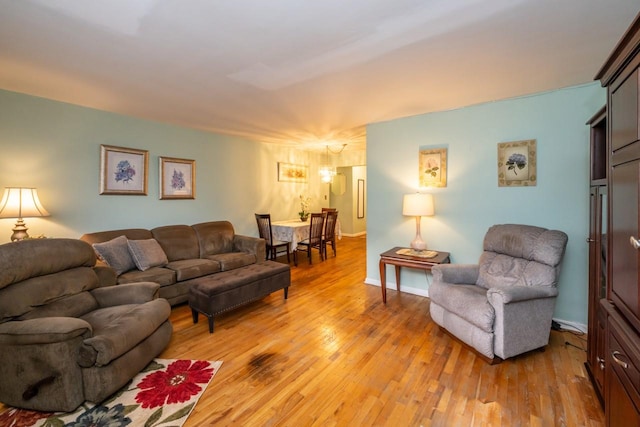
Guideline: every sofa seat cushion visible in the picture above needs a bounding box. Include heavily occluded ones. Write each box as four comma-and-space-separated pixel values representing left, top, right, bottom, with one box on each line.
117, 267, 176, 287
429, 282, 495, 333
206, 252, 256, 271
79, 299, 171, 367
165, 259, 221, 281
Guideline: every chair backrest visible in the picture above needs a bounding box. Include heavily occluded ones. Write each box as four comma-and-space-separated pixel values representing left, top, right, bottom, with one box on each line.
254, 214, 273, 245
321, 207, 337, 213
308, 213, 325, 246
324, 211, 339, 240
477, 224, 568, 290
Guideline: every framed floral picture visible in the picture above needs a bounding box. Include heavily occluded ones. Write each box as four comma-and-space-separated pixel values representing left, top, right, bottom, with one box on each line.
100, 145, 148, 195
498, 139, 537, 187
278, 162, 308, 183
419, 148, 447, 187
160, 157, 195, 199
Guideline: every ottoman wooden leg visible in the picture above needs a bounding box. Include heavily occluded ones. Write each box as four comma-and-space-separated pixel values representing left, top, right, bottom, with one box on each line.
192, 308, 198, 324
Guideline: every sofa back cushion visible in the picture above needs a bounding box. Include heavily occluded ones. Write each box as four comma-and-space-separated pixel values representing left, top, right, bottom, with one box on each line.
192, 221, 235, 257
80, 228, 153, 245
477, 224, 568, 290
151, 225, 200, 261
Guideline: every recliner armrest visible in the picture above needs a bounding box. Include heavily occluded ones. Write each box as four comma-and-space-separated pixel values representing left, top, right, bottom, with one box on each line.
487, 285, 558, 305
431, 264, 479, 285
0, 317, 92, 345
233, 234, 266, 262
90, 282, 160, 307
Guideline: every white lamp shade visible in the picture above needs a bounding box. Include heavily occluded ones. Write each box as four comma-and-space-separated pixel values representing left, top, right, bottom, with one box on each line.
0, 187, 50, 218
403, 193, 434, 217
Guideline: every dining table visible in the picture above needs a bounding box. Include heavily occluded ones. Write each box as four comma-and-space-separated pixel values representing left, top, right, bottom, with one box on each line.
271, 218, 341, 252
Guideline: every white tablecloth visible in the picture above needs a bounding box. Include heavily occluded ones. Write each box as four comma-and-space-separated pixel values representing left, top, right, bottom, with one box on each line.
271, 220, 310, 251
272, 219, 341, 251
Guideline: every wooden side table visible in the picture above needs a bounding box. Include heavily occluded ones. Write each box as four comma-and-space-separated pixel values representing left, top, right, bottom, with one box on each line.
379, 247, 450, 303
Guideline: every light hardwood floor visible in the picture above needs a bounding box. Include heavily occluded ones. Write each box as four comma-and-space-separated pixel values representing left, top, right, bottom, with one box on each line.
161, 236, 604, 426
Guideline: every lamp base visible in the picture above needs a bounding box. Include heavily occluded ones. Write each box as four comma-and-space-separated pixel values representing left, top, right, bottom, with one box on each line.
10, 219, 29, 241
409, 216, 427, 250
410, 236, 427, 250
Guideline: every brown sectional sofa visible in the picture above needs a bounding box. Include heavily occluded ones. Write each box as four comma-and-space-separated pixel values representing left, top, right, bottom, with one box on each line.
80, 221, 268, 306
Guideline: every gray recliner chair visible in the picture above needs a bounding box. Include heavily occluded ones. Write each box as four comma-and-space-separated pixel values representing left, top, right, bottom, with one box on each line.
429, 224, 568, 362
0, 238, 173, 412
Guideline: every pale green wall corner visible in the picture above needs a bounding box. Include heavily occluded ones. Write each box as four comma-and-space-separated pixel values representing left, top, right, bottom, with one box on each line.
365, 82, 605, 327
0, 89, 345, 244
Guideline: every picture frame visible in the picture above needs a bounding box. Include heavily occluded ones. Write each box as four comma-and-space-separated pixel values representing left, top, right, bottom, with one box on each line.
100, 145, 148, 195
357, 179, 365, 219
160, 156, 195, 199
278, 162, 308, 183
419, 148, 447, 187
498, 139, 537, 187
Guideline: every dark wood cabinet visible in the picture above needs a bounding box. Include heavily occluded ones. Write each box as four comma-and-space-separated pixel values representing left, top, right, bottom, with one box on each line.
595, 11, 640, 425
604, 301, 640, 426
586, 107, 608, 405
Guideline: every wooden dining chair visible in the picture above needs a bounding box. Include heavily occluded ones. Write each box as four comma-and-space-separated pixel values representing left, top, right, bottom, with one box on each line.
322, 210, 339, 258
295, 212, 325, 264
255, 213, 292, 264
321, 207, 337, 213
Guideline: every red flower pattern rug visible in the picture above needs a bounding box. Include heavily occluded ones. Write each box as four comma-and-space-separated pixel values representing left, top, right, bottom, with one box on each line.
0, 359, 222, 427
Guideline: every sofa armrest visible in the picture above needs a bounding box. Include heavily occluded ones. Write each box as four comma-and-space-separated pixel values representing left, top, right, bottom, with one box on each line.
233, 234, 266, 262
0, 317, 91, 345
90, 282, 160, 307
487, 285, 558, 305
431, 264, 479, 285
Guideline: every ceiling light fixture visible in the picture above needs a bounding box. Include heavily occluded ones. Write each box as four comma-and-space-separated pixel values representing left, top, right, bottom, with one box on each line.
319, 144, 347, 184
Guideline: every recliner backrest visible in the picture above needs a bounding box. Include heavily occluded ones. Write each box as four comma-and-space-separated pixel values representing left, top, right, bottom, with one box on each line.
0, 239, 100, 323
476, 224, 568, 290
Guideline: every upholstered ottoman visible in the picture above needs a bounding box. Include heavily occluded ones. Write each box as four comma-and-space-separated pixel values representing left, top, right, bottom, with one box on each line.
188, 261, 291, 333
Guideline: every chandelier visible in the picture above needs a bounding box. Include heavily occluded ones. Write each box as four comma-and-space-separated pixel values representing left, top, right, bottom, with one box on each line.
319, 144, 346, 183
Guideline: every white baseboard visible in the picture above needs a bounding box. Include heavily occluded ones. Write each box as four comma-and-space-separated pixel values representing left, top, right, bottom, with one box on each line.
552, 318, 587, 334
341, 231, 367, 237
364, 278, 429, 298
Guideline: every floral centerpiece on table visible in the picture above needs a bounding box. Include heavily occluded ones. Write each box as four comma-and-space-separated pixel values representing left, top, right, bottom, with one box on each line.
299, 194, 311, 221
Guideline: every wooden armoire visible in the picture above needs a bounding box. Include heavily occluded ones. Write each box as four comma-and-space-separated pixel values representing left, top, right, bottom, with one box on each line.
592, 11, 640, 425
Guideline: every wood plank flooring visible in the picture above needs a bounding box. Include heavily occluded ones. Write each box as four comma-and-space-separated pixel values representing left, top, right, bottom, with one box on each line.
162, 236, 603, 426
0, 236, 603, 426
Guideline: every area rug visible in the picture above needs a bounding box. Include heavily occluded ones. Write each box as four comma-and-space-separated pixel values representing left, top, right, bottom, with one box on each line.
0, 358, 222, 427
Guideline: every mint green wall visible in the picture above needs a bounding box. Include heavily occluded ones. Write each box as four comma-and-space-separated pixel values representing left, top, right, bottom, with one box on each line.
365, 83, 605, 326
0, 90, 328, 244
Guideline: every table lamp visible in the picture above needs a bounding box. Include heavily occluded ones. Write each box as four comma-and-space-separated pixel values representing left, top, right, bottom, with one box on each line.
402, 193, 434, 250
0, 187, 50, 241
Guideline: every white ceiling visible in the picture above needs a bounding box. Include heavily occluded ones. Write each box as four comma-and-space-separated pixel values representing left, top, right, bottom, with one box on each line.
0, 0, 638, 151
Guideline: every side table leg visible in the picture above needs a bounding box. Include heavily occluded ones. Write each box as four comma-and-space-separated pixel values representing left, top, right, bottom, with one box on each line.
395, 266, 401, 293
379, 259, 387, 303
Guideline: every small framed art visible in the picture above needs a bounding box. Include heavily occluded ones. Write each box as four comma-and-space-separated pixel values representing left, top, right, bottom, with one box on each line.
160, 156, 195, 199
498, 139, 537, 187
419, 148, 447, 187
100, 145, 148, 195
278, 162, 308, 183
